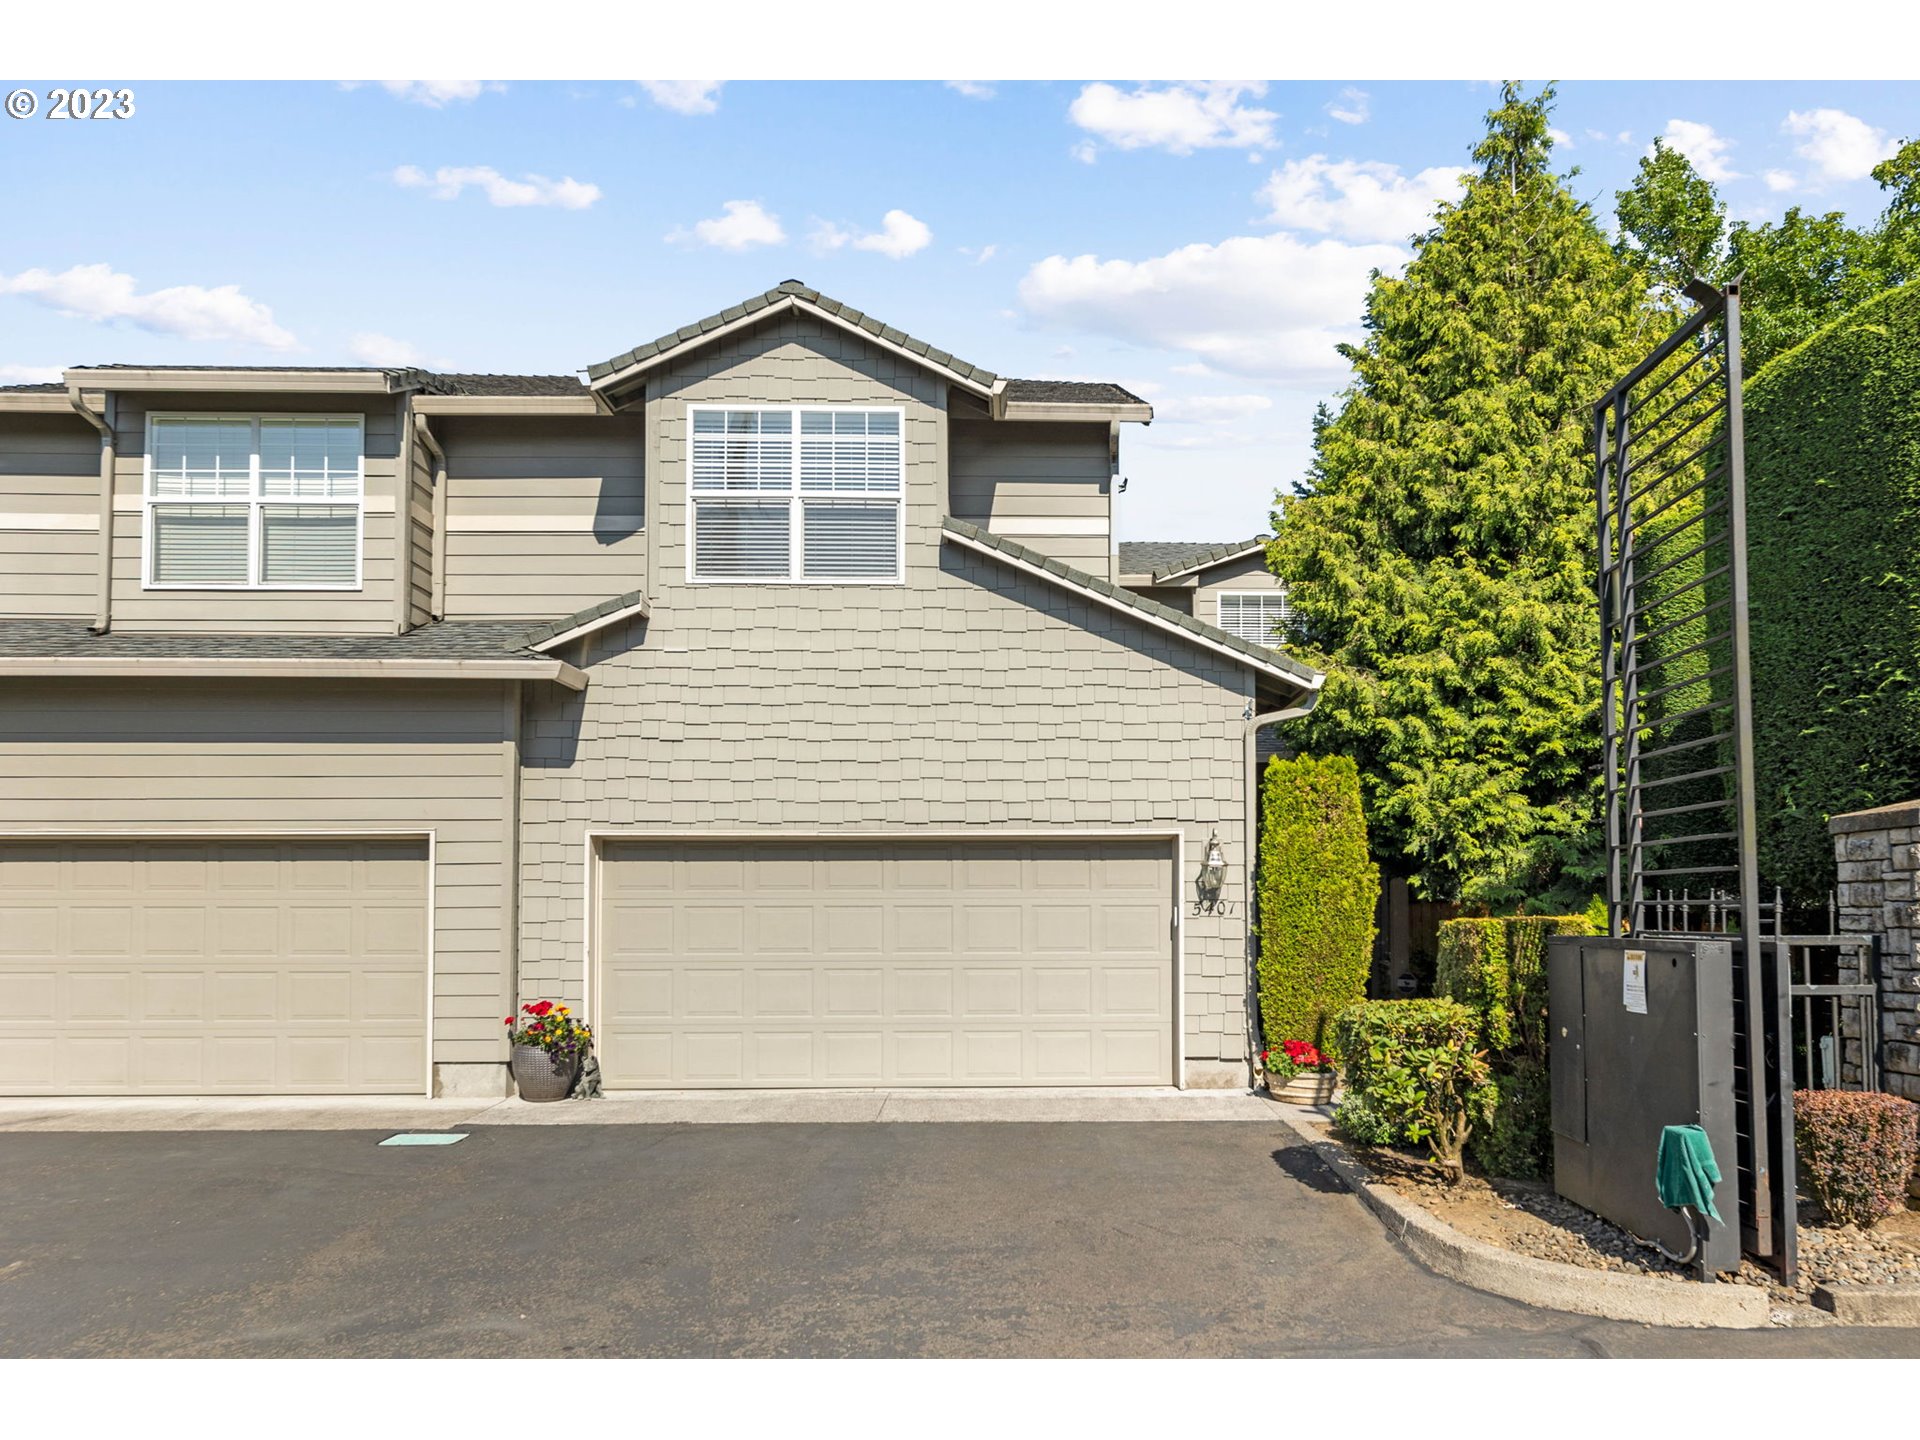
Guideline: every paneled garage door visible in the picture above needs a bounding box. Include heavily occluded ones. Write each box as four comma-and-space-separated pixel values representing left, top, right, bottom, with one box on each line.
596, 837, 1176, 1088
0, 838, 429, 1095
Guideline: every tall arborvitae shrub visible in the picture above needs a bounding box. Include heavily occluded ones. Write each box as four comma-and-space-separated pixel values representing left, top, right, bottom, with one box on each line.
1256, 754, 1380, 1052
1747, 280, 1920, 903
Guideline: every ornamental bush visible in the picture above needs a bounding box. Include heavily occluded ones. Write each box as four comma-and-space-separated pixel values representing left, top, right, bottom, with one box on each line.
1472, 1061, 1553, 1181
1794, 1089, 1920, 1229
1747, 280, 1920, 903
1331, 999, 1494, 1183
1255, 754, 1380, 1055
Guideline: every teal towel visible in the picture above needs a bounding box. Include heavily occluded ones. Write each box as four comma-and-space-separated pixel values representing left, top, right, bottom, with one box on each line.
1656, 1124, 1723, 1224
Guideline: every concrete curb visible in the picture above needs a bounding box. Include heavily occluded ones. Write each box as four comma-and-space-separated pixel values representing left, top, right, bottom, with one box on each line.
1814, 1283, 1920, 1325
1273, 1113, 1772, 1330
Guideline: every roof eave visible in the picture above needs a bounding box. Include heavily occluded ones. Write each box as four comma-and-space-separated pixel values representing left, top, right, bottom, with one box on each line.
999, 400, 1153, 424
413, 394, 605, 417
1150, 542, 1269, 583
62, 368, 414, 395
0, 655, 588, 690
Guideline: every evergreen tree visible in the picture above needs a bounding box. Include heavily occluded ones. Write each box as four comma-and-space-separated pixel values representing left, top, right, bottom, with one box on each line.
1269, 83, 1663, 907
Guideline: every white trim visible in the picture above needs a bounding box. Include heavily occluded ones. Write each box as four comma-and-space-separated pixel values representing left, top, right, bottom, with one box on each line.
1000, 400, 1154, 424
1215, 589, 1294, 648
968, 516, 1110, 538
0, 825, 437, 1100
141, 412, 367, 592
444, 514, 644, 534
529, 596, 651, 653
943, 525, 1323, 692
0, 512, 99, 531
581, 825, 1188, 1091
412, 394, 602, 417
67, 369, 400, 394
684, 403, 907, 587
1150, 542, 1268, 583
591, 295, 998, 401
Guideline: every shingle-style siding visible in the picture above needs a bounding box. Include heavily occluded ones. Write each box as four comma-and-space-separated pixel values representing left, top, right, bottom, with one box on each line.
0, 677, 517, 1066
949, 418, 1113, 580
105, 393, 404, 634
440, 415, 647, 620
517, 313, 1265, 1075
0, 413, 98, 620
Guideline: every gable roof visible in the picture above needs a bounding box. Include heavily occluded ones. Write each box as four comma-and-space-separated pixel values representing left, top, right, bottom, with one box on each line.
942, 518, 1320, 691
1117, 538, 1270, 582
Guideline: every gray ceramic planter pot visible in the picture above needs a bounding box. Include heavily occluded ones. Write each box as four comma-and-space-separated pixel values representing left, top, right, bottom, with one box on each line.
512, 1045, 579, 1102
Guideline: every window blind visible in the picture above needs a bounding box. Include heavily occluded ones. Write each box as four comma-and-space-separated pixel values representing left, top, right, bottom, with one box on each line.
262, 505, 358, 585
1217, 591, 1293, 647
151, 504, 249, 584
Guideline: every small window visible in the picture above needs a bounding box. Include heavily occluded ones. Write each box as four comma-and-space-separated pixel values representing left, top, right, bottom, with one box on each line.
1217, 590, 1293, 647
145, 415, 364, 589
688, 405, 903, 583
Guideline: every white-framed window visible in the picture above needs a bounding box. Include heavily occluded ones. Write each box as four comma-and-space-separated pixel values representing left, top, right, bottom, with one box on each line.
686, 404, 904, 584
1217, 589, 1293, 647
143, 414, 365, 590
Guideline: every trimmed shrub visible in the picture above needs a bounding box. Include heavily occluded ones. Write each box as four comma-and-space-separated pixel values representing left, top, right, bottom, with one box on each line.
1747, 281, 1920, 903
1435, 919, 1510, 1051
1331, 999, 1493, 1183
1794, 1089, 1920, 1229
1472, 1062, 1553, 1181
1502, 914, 1594, 1064
1332, 1089, 1401, 1147
1256, 754, 1381, 1054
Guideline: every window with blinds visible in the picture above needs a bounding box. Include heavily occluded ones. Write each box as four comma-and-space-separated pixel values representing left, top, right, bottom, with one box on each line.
689, 406, 903, 583
145, 415, 364, 588
1217, 590, 1293, 647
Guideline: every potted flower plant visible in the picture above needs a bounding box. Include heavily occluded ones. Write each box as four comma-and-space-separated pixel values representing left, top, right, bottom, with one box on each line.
505, 1000, 592, 1102
1260, 1038, 1338, 1104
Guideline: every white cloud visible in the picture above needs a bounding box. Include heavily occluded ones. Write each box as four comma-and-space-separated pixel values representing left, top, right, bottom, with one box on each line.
1764, 169, 1797, 193
1069, 140, 1099, 165
669, 199, 787, 251
1161, 393, 1274, 424
0, 363, 62, 384
638, 81, 724, 115
1783, 108, 1897, 184
348, 332, 429, 366
0, 263, 297, 350
1018, 230, 1408, 384
1258, 156, 1467, 244
1660, 118, 1740, 182
1326, 87, 1369, 125
341, 80, 501, 107
1068, 81, 1277, 156
945, 81, 995, 100
1549, 127, 1573, 148
958, 243, 999, 265
392, 164, 601, 210
810, 209, 933, 260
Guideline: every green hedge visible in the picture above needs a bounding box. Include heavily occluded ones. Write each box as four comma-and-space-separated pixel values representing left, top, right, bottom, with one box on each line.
1256, 754, 1380, 1053
1747, 280, 1920, 903
1331, 999, 1494, 1182
1436, 914, 1594, 1177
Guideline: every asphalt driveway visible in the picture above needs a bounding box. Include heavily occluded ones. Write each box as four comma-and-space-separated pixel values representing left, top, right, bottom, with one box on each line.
2, 1122, 1916, 1357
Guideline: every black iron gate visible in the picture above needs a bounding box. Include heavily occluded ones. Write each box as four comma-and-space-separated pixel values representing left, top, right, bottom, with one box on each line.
1594, 278, 1798, 1281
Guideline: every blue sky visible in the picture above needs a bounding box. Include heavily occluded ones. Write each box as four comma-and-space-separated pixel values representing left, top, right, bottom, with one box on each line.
2, 78, 1915, 540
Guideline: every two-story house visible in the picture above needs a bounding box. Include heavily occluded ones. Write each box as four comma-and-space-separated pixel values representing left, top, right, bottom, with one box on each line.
0, 281, 1321, 1099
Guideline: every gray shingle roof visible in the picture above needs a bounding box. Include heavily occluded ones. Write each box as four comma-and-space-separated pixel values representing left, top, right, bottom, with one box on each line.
0, 619, 555, 661
943, 518, 1318, 687
1002, 379, 1146, 406
1117, 539, 1269, 580
46, 366, 588, 397
0, 381, 63, 393
415, 372, 587, 397
589, 279, 1002, 387
518, 589, 649, 649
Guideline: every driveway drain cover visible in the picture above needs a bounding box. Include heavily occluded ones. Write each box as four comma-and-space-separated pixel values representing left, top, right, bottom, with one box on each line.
378, 1133, 467, 1147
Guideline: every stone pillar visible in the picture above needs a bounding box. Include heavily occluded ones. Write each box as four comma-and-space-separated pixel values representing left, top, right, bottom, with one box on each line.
1831, 800, 1920, 1100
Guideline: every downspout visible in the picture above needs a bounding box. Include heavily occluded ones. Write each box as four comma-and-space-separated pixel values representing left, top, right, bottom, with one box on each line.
1242, 687, 1322, 1074
413, 412, 448, 620
69, 386, 115, 634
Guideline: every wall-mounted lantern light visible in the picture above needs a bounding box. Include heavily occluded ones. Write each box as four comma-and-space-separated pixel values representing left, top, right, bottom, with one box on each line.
1195, 831, 1226, 912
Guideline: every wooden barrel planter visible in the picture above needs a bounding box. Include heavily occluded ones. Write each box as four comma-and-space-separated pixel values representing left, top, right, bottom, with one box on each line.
1266, 1071, 1339, 1104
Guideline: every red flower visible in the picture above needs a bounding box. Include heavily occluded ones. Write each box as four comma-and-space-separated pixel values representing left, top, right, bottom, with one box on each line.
528, 1020, 544, 1031
504, 1017, 513, 1026
530, 1000, 555, 1018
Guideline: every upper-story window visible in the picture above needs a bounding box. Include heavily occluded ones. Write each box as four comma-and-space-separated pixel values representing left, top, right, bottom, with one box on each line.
1217, 590, 1293, 647
687, 405, 903, 584
144, 415, 364, 589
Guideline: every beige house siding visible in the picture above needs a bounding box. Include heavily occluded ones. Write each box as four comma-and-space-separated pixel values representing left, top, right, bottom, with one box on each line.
1192, 550, 1285, 631
0, 677, 519, 1070
405, 405, 434, 628
105, 393, 403, 634
1126, 585, 1195, 617
0, 412, 101, 620
441, 415, 647, 621
949, 418, 1112, 580
517, 315, 1265, 1079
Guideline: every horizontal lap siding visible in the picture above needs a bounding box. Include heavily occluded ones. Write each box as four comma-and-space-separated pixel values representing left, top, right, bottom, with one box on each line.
0, 678, 515, 1064
949, 419, 1113, 581
519, 315, 1261, 1068
0, 413, 100, 619
1192, 551, 1286, 631
408, 412, 434, 627
442, 415, 646, 620
106, 395, 403, 634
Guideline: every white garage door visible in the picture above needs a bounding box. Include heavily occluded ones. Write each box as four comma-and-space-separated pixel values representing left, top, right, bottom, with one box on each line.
596, 837, 1176, 1088
0, 838, 429, 1095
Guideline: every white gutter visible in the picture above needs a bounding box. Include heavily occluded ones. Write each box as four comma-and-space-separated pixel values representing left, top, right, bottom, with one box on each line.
68, 386, 115, 635
0, 655, 589, 690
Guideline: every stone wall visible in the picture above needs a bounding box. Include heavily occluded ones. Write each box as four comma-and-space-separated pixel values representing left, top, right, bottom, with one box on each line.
1831, 799, 1920, 1099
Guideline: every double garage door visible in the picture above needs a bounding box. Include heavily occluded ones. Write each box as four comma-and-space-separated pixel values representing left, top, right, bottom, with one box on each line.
0, 838, 429, 1096
596, 837, 1177, 1088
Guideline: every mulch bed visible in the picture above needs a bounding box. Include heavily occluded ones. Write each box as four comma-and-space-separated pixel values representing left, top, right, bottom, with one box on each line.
1310, 1120, 1920, 1318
